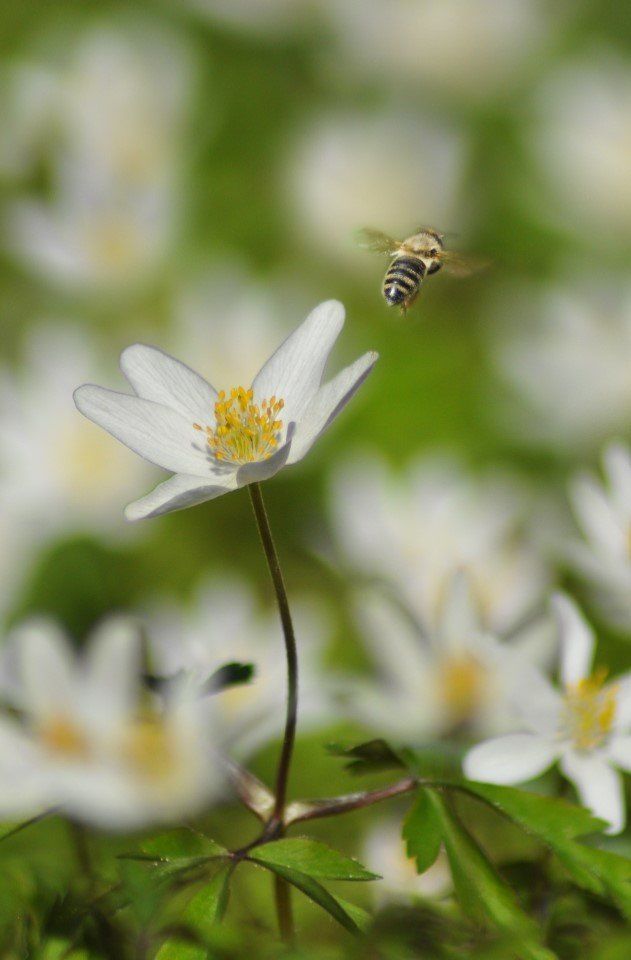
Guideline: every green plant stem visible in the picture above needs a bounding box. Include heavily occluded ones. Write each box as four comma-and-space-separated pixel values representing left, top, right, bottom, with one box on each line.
248, 482, 298, 942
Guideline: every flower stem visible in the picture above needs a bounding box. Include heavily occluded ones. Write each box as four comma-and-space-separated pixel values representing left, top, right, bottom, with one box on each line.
248, 482, 298, 941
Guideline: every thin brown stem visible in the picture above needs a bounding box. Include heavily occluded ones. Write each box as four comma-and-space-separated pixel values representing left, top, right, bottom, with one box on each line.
248, 482, 298, 943
284, 776, 418, 826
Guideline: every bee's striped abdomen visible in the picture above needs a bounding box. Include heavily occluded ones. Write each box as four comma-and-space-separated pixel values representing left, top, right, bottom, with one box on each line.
382, 256, 426, 307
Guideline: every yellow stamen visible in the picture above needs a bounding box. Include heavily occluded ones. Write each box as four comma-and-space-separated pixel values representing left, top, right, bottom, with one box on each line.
440, 655, 486, 723
564, 666, 617, 751
195, 387, 284, 465
40, 716, 90, 759
123, 717, 176, 782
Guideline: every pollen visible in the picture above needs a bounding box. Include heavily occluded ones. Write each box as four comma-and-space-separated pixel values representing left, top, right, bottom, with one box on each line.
123, 717, 176, 783
194, 387, 284, 465
40, 716, 90, 759
564, 667, 617, 751
440, 655, 486, 724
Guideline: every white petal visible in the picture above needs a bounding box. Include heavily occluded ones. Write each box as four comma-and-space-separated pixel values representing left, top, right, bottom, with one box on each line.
438, 569, 480, 649
613, 671, 631, 730
603, 442, 631, 515
121, 344, 217, 421
17, 620, 76, 720
235, 428, 295, 485
124, 472, 237, 521
560, 749, 625, 834
569, 475, 626, 558
352, 590, 433, 692
74, 385, 214, 475
552, 593, 595, 688
252, 300, 345, 423
81, 617, 141, 729
286, 351, 378, 465
463, 734, 559, 784
607, 735, 631, 772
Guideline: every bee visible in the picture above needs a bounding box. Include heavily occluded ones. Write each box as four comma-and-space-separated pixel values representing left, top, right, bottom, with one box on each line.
358, 226, 488, 315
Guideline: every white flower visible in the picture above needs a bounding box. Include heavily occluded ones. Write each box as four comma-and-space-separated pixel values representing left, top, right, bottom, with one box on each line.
321, 0, 551, 100
349, 572, 553, 742
3, 21, 195, 292
464, 594, 631, 834
364, 818, 451, 905
286, 110, 464, 269
331, 452, 549, 637
532, 54, 631, 240
567, 442, 631, 630
491, 281, 631, 451
146, 576, 334, 757
0, 324, 154, 541
182, 0, 308, 35
74, 300, 378, 521
0, 617, 224, 829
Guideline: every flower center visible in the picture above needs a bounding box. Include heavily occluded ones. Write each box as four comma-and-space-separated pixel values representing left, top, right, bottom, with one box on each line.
122, 717, 177, 783
563, 667, 617, 751
194, 387, 284, 465
440, 654, 486, 722
40, 715, 90, 759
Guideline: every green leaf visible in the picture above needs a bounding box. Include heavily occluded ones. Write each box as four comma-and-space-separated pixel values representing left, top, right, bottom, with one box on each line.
430, 793, 553, 959
252, 837, 378, 880
155, 864, 233, 960
141, 828, 228, 861
402, 788, 442, 873
248, 859, 364, 934
461, 780, 606, 842
554, 842, 631, 919
327, 738, 404, 776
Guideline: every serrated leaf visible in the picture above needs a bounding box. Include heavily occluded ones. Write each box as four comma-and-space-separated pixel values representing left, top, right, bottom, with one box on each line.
402, 788, 442, 873
155, 864, 232, 960
430, 792, 553, 958
141, 828, 228, 861
252, 838, 378, 880
327, 739, 404, 776
554, 842, 631, 918
248, 859, 363, 934
461, 780, 606, 842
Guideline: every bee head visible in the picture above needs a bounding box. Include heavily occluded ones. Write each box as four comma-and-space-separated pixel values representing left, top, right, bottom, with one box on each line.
408, 229, 444, 259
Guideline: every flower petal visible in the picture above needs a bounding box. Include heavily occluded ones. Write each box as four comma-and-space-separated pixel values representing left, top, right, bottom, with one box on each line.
81, 617, 141, 729
17, 620, 76, 720
603, 442, 631, 515
438, 569, 480, 650
552, 592, 595, 688
74, 385, 213, 475
569, 475, 626, 558
612, 670, 631, 730
463, 733, 559, 784
560, 749, 625, 834
607, 735, 631, 772
252, 300, 345, 423
121, 344, 218, 421
235, 429, 295, 485
286, 350, 378, 465
124, 472, 237, 522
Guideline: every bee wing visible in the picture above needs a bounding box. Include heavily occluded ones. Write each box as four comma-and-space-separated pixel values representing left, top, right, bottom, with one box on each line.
438, 250, 490, 277
357, 228, 401, 254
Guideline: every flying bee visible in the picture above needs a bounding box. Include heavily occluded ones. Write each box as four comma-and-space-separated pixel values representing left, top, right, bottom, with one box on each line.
358, 226, 488, 315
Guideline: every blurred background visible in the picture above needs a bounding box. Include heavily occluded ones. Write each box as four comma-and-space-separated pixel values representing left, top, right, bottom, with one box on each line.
0, 0, 630, 954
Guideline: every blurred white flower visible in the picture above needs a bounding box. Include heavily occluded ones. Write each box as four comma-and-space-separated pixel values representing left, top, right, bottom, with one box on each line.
170, 266, 302, 391
464, 594, 631, 835
321, 0, 550, 100
532, 54, 631, 239
331, 452, 549, 637
0, 616, 224, 829
492, 281, 631, 452
146, 576, 334, 757
183, 0, 308, 35
3, 21, 195, 293
286, 110, 464, 268
349, 572, 553, 742
0, 324, 154, 541
75, 300, 378, 521
364, 817, 451, 904
567, 442, 631, 630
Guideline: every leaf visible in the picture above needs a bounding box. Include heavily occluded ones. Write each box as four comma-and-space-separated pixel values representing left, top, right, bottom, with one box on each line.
461, 780, 606, 842
402, 788, 442, 874
248, 859, 364, 934
327, 738, 404, 776
141, 828, 228, 861
553, 842, 631, 919
155, 864, 233, 960
203, 661, 255, 694
430, 792, 554, 958
252, 837, 378, 880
